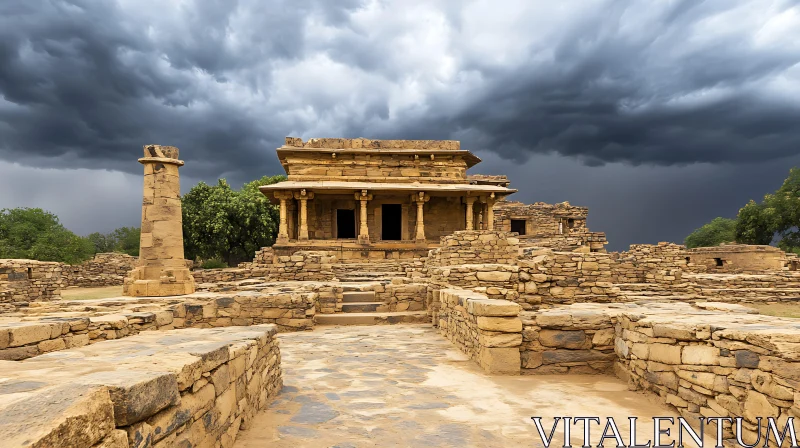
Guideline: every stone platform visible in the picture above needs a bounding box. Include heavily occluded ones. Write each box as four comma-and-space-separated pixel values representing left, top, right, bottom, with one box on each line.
0, 325, 282, 447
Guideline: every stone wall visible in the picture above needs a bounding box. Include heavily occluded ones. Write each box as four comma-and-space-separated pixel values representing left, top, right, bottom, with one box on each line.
436, 288, 521, 374
0, 325, 282, 447
493, 201, 588, 236
516, 249, 620, 308
427, 230, 519, 267
611, 242, 686, 284
0, 290, 315, 360
0, 259, 63, 309
687, 244, 791, 272
520, 307, 617, 374
240, 249, 336, 282
63, 252, 138, 287
614, 306, 800, 443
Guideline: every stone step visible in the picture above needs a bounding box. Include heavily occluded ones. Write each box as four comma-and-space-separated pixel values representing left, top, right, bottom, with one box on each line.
342, 291, 377, 302
315, 311, 429, 326
341, 302, 384, 313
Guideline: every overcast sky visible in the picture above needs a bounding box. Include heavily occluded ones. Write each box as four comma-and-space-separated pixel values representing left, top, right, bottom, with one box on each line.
1, 0, 799, 251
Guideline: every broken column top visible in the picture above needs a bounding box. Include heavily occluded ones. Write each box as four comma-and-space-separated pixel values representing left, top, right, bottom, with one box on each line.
142, 144, 180, 160
283, 137, 460, 150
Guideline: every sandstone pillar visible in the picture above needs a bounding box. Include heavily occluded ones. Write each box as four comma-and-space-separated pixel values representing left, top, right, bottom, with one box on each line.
355, 190, 373, 244
124, 144, 195, 297
483, 193, 496, 231
274, 191, 293, 244
412, 192, 430, 242
294, 190, 314, 240
464, 196, 477, 230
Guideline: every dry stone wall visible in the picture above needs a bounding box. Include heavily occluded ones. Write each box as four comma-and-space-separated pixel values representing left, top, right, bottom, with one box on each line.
63, 252, 138, 287
0, 259, 63, 310
615, 307, 800, 444
0, 290, 315, 360
520, 307, 616, 374
516, 249, 620, 308
611, 242, 687, 285
0, 325, 282, 448
436, 288, 521, 374
427, 230, 519, 267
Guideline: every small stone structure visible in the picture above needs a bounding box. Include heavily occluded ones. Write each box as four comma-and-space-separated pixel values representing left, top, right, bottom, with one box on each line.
0, 259, 62, 310
687, 244, 794, 272
124, 145, 195, 296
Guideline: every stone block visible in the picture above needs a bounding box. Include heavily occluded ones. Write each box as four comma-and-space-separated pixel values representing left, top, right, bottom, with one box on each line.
479, 331, 522, 348
467, 299, 520, 317
0, 384, 115, 448
79, 370, 180, 426
476, 316, 522, 333
681, 346, 720, 366
479, 347, 520, 374
538, 330, 589, 349
476, 271, 512, 282
649, 343, 682, 365
8, 324, 54, 347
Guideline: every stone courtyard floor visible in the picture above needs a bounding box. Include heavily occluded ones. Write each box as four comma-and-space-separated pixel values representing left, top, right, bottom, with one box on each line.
235, 324, 688, 448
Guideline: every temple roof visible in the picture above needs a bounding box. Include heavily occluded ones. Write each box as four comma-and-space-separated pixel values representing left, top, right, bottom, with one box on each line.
259, 181, 516, 202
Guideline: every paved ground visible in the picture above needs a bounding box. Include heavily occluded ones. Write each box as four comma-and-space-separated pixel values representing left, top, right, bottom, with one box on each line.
236, 325, 685, 448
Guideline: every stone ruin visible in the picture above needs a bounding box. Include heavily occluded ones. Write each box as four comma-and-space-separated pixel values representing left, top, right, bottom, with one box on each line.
2, 138, 800, 446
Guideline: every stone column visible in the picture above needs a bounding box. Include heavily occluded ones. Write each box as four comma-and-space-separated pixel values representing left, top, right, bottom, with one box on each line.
482, 193, 497, 231
294, 190, 314, 240
412, 192, 430, 242
124, 144, 194, 297
274, 191, 293, 243
354, 190, 373, 244
464, 196, 477, 230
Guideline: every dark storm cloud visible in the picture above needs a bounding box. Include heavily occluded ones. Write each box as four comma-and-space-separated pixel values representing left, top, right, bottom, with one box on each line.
1, 0, 799, 247
1, 0, 799, 178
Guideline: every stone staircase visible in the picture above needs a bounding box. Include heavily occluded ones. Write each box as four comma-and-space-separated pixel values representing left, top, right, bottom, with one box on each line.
315, 287, 428, 326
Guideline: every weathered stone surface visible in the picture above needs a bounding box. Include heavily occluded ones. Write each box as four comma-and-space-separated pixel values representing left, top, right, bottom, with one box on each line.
80, 370, 180, 426
476, 316, 522, 333
681, 345, 720, 366
479, 347, 520, 374
0, 384, 115, 448
649, 343, 682, 365
538, 330, 588, 349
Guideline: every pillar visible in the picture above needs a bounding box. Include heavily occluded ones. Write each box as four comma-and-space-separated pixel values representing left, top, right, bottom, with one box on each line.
274, 191, 293, 244
124, 144, 194, 297
464, 196, 477, 230
481, 193, 496, 231
354, 190, 373, 244
412, 192, 430, 242
294, 190, 314, 240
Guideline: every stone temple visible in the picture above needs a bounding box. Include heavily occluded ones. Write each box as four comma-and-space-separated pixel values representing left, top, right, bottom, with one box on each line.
1, 139, 800, 447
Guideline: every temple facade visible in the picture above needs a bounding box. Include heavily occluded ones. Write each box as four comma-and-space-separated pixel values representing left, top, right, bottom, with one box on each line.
260, 138, 517, 259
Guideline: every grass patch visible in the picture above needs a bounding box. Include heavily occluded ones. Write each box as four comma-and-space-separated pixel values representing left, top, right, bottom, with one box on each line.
61, 286, 123, 301
746, 303, 800, 318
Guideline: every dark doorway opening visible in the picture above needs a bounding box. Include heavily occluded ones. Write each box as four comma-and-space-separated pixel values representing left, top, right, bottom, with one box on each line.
382, 204, 402, 240
336, 209, 356, 238
714, 258, 724, 267
510, 219, 526, 235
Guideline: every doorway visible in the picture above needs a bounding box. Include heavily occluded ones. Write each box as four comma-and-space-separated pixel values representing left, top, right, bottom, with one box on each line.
336, 209, 356, 238
510, 219, 526, 235
382, 204, 402, 240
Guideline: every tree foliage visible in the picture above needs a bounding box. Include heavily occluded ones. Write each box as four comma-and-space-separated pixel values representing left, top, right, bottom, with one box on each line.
0, 208, 94, 264
734, 168, 800, 252
684, 217, 737, 248
87, 227, 141, 256
182, 175, 285, 265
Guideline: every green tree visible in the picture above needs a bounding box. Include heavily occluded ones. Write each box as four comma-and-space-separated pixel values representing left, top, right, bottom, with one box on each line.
182, 175, 285, 265
684, 217, 737, 248
87, 232, 115, 253
0, 208, 94, 264
735, 200, 776, 245
733, 168, 800, 252
110, 227, 141, 256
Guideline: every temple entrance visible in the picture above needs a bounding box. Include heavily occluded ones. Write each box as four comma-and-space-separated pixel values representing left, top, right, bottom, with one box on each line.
336, 209, 356, 239
381, 204, 402, 240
